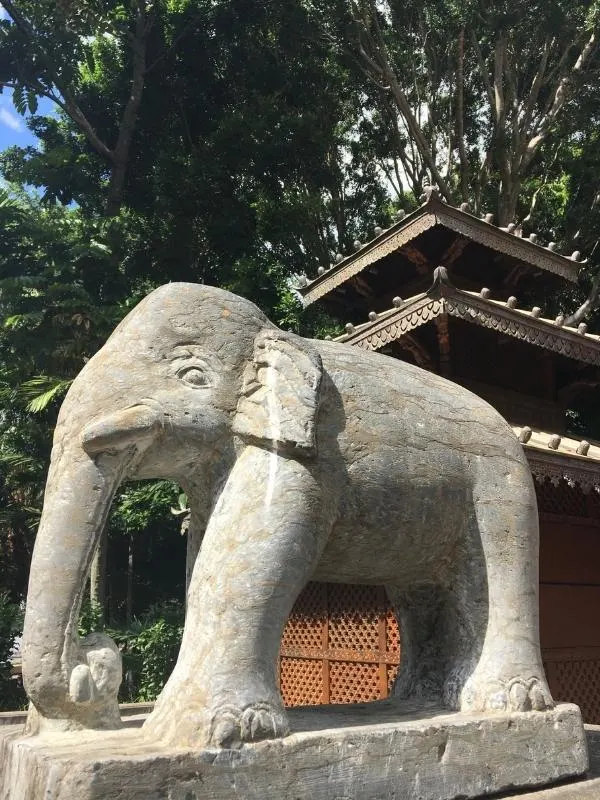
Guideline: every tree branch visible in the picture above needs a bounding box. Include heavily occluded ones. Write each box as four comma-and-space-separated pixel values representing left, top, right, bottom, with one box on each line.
565, 268, 600, 327
366, 4, 452, 200
521, 30, 597, 171
106, 0, 149, 214
1, 0, 116, 165
456, 26, 469, 200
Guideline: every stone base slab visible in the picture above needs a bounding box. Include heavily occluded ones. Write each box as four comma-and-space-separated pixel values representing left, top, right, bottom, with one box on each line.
0, 701, 588, 800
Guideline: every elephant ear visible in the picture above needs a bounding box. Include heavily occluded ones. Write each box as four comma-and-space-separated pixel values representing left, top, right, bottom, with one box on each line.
233, 330, 323, 457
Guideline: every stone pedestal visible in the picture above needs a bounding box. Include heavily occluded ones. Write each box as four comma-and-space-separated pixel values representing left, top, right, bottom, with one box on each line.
0, 701, 587, 800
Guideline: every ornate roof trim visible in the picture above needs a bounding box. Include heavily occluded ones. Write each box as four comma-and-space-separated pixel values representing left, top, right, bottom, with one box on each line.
512, 426, 600, 492
301, 195, 580, 306
337, 268, 600, 366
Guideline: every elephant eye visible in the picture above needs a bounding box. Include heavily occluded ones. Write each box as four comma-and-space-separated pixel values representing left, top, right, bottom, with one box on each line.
178, 366, 210, 387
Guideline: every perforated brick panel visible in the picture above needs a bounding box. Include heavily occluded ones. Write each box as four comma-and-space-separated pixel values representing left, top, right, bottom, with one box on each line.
279, 582, 401, 707
545, 657, 600, 724
328, 584, 382, 651
279, 658, 323, 706
329, 661, 381, 703
535, 479, 589, 517
387, 662, 400, 692
280, 582, 326, 651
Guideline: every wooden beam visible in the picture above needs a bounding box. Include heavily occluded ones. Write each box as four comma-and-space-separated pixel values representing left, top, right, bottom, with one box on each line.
399, 244, 432, 275
440, 236, 469, 267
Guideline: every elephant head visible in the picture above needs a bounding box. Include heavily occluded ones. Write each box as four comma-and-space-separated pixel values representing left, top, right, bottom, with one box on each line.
22, 283, 323, 732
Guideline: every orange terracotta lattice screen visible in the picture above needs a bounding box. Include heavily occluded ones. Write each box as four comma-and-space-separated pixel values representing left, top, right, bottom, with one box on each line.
544, 652, 600, 724
279, 582, 400, 706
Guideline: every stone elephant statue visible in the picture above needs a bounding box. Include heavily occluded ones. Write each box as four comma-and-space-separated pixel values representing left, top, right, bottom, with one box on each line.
22, 282, 553, 749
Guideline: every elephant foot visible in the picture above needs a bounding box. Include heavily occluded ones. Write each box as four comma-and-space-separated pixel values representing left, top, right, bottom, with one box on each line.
144, 676, 290, 749
208, 701, 289, 749
460, 672, 554, 713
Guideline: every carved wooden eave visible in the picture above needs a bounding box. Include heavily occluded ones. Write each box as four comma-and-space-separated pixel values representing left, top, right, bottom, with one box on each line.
336, 268, 600, 367
512, 426, 600, 493
300, 194, 580, 306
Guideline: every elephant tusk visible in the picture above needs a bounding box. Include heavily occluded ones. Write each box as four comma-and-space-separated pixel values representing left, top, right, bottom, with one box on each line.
81, 404, 163, 455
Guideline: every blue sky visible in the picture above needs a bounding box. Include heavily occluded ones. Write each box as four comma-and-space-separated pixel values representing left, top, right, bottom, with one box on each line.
0, 4, 54, 152
0, 91, 55, 151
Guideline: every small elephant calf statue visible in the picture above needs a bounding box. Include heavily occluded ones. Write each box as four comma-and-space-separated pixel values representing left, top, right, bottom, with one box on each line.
22, 283, 553, 748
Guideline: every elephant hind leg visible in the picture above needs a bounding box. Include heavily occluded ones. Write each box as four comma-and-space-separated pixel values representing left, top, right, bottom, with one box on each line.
387, 570, 488, 710
459, 467, 553, 713
387, 582, 449, 705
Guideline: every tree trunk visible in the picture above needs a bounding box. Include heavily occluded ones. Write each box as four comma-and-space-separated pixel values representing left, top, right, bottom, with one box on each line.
498, 178, 521, 227
126, 532, 134, 626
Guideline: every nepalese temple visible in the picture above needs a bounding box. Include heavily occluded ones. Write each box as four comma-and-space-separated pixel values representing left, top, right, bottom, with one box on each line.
277, 188, 600, 722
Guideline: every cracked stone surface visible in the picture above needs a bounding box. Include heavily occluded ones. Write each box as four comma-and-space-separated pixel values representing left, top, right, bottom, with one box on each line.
0, 702, 588, 800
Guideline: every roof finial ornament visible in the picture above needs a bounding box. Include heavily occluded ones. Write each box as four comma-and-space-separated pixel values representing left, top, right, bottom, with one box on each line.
431, 265, 451, 289
374, 226, 383, 236
335, 252, 343, 263
420, 184, 440, 204
393, 209, 406, 222
317, 266, 326, 276
485, 213, 494, 224
345, 323, 355, 334
368, 311, 378, 321
392, 296, 403, 307
531, 306, 542, 318
480, 287, 491, 298
459, 201, 470, 212
353, 239, 362, 251
577, 441, 591, 456
506, 296, 518, 308
529, 233, 538, 244
518, 427, 532, 444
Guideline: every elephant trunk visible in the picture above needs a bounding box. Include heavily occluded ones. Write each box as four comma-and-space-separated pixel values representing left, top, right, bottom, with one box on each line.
22, 441, 125, 729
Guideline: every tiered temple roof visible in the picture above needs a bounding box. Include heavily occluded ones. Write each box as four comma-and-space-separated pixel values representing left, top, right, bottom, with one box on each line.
301, 189, 582, 316
301, 189, 600, 493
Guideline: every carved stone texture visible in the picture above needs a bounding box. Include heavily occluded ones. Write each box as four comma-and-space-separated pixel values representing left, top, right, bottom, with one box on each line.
22, 283, 558, 757
0, 703, 587, 800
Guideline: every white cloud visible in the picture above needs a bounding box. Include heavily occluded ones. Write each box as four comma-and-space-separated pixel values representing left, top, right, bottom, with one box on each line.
0, 108, 23, 132
0, 6, 7, 20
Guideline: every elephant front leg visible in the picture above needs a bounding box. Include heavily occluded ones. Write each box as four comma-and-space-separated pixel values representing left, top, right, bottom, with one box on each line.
144, 445, 334, 749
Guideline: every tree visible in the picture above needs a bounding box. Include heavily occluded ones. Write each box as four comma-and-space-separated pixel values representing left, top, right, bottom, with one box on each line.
0, 0, 152, 215
309, 0, 600, 225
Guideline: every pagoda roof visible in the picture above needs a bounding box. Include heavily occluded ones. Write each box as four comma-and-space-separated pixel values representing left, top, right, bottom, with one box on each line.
513, 425, 600, 493
301, 192, 581, 307
336, 267, 600, 367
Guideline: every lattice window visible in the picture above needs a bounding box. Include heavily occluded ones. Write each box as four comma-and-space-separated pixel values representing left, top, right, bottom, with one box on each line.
535, 479, 589, 517
328, 584, 382, 651
386, 606, 400, 654
387, 663, 399, 692
280, 582, 326, 651
280, 658, 323, 706
280, 582, 401, 707
329, 661, 381, 703
546, 659, 600, 724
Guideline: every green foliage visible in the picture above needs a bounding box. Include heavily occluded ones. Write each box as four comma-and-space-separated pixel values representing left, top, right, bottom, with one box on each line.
80, 599, 184, 703
0, 592, 25, 710
1, 0, 600, 689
